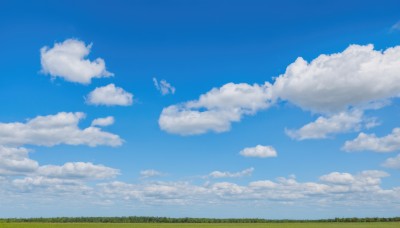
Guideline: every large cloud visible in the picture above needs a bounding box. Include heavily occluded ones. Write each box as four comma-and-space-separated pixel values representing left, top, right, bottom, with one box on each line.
86, 84, 133, 106
343, 128, 400, 152
0, 112, 122, 147
272, 44, 400, 113
40, 39, 113, 84
159, 83, 272, 135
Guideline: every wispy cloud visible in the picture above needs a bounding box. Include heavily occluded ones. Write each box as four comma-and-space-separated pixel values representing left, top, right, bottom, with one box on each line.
390, 21, 400, 32
153, 78, 176, 95
208, 167, 254, 178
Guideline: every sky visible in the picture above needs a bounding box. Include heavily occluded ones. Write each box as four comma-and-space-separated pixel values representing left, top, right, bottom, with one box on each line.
1, 0, 400, 219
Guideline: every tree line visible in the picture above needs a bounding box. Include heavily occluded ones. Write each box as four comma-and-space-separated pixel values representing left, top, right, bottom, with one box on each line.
0, 216, 399, 223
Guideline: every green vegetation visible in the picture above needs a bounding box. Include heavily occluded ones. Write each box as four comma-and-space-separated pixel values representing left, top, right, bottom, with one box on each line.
0, 223, 399, 228
1, 218, 399, 228
1, 217, 400, 223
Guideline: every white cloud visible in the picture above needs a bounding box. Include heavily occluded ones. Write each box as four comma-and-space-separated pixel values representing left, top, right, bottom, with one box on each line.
40, 39, 113, 84
343, 128, 400, 152
0, 146, 38, 175
140, 169, 165, 178
391, 21, 400, 32
86, 84, 133, 106
320, 172, 355, 185
271, 44, 400, 113
95, 170, 397, 208
208, 167, 254, 178
38, 162, 120, 180
239, 145, 277, 158
382, 154, 400, 169
159, 44, 400, 136
159, 82, 272, 135
12, 176, 91, 194
286, 110, 379, 140
0, 112, 123, 147
153, 78, 176, 95
91, 116, 114, 127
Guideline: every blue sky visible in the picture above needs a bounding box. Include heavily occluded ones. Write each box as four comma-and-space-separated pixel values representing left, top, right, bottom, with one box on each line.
1, 0, 400, 219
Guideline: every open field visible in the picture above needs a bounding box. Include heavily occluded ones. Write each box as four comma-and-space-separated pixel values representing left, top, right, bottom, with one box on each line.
0, 223, 399, 228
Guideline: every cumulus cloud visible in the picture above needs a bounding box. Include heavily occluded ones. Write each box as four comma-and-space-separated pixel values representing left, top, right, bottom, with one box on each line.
159, 83, 272, 135
153, 78, 176, 95
343, 128, 400, 152
86, 84, 133, 106
320, 172, 355, 185
286, 110, 379, 140
140, 169, 165, 179
239, 145, 277, 158
0, 112, 123, 147
0, 145, 119, 183
208, 167, 254, 178
0, 146, 38, 175
272, 44, 400, 113
40, 39, 113, 84
38, 162, 120, 180
382, 154, 400, 169
91, 116, 115, 127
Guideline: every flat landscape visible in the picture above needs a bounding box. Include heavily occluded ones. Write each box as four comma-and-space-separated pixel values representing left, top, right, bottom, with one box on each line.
0, 223, 399, 228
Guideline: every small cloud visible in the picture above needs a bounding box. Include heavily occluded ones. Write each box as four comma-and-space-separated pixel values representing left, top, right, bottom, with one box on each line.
86, 84, 133, 106
390, 21, 400, 32
382, 154, 400, 169
239, 145, 277, 158
91, 116, 114, 127
140, 169, 165, 178
208, 167, 254, 178
153, 78, 176, 95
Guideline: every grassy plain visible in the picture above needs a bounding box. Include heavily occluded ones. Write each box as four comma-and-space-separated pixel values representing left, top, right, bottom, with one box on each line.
0, 223, 399, 228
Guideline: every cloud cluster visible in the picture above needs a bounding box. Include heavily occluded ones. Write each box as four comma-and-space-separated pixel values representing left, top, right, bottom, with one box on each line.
0, 146, 120, 185
153, 78, 176, 95
0, 112, 122, 147
159, 44, 400, 139
40, 39, 113, 84
239, 145, 277, 158
95, 169, 398, 207
159, 83, 272, 135
86, 84, 133, 106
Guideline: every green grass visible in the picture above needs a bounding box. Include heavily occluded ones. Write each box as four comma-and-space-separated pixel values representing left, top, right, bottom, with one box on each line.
0, 223, 399, 228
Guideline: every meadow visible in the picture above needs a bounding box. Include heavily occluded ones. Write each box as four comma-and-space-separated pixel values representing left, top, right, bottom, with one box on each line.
0, 223, 399, 228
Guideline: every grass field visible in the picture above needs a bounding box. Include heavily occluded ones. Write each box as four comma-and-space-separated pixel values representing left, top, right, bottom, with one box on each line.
0, 223, 399, 228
